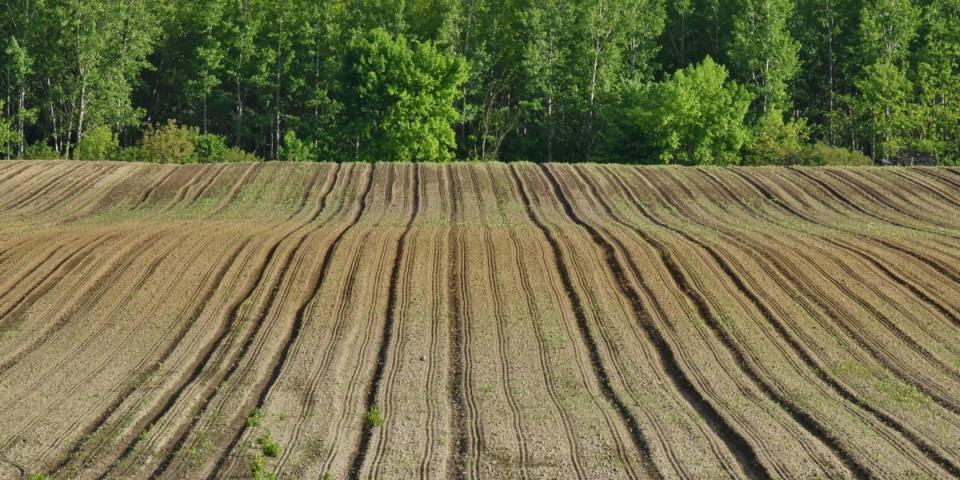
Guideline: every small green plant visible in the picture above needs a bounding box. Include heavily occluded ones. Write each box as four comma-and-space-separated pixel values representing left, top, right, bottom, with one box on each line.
27, 474, 50, 480
246, 408, 265, 428
258, 433, 281, 458
323, 471, 333, 480
250, 453, 276, 480
365, 404, 384, 428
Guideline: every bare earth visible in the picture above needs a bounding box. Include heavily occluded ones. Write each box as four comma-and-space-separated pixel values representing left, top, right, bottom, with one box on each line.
0, 160, 959, 479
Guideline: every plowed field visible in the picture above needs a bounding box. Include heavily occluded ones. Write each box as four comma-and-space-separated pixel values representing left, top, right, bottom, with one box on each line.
1, 160, 959, 479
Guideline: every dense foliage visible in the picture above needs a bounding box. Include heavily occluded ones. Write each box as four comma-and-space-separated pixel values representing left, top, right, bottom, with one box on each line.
1, 0, 959, 164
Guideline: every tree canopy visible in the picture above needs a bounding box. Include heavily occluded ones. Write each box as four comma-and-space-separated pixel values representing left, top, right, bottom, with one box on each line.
1, 0, 959, 165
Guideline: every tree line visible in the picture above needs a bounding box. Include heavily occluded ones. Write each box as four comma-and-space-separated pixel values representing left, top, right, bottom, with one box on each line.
1, 0, 958, 165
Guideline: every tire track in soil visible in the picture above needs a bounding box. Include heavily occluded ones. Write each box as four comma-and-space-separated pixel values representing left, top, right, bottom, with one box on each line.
734, 169, 960, 288
205, 162, 263, 218
697, 169, 949, 314
445, 166, 470, 480
129, 166, 179, 210
185, 164, 377, 478
307, 166, 397, 479
533, 164, 769, 480
17, 163, 111, 213
0, 233, 107, 331
1, 162, 84, 209
99, 164, 345, 479
417, 166, 450, 480
528, 169, 709, 480
48, 236, 252, 476
561, 166, 833, 479
346, 164, 421, 480
267, 167, 377, 475
693, 168, 960, 324
0, 230, 188, 450
597, 166, 883, 477
464, 166, 530, 479
367, 231, 420, 478
621, 167, 960, 477
26, 230, 228, 469
215, 164, 383, 479
487, 165, 587, 479
656, 170, 960, 409
16, 164, 113, 216
822, 169, 960, 233
887, 170, 960, 210
0, 228, 165, 375
508, 165, 664, 480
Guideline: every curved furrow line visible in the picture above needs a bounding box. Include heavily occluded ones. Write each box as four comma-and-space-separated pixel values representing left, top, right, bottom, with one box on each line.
26, 231, 226, 468
209, 164, 381, 478
205, 162, 262, 218
0, 162, 74, 205
0, 239, 71, 308
816, 237, 960, 331
0, 162, 83, 209
887, 170, 960, 210
368, 230, 420, 478
16, 164, 114, 216
0, 161, 35, 190
271, 230, 372, 475
784, 168, 960, 243
625, 168, 960, 476
416, 165, 452, 479
753, 169, 960, 298
346, 164, 421, 480
690, 168, 960, 355
129, 166, 179, 211
104, 165, 350, 479
0, 234, 107, 331
0, 228, 165, 375
657, 169, 960, 407
316, 235, 392, 479
917, 168, 960, 191
486, 228, 531, 479
367, 168, 422, 479
748, 234, 960, 419
190, 164, 230, 203
34, 163, 129, 216
444, 167, 469, 480
580, 167, 858, 478
538, 164, 772, 479
693, 168, 960, 310
0, 231, 187, 449
509, 164, 665, 480
609, 167, 884, 477
159, 165, 216, 213
565, 167, 846, 479
285, 165, 327, 221
734, 169, 960, 287
418, 228, 447, 480
146, 166, 364, 479
486, 164, 586, 479
534, 167, 741, 480
94, 237, 264, 480
824, 169, 960, 232
49, 236, 252, 476
467, 166, 531, 478
614, 167, 952, 476
532, 195, 655, 480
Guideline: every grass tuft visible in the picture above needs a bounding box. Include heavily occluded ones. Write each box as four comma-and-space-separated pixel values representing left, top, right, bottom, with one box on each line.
246, 408, 265, 428
365, 404, 384, 428
258, 432, 281, 458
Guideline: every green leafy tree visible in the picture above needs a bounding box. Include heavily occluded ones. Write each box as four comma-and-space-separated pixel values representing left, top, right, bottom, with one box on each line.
728, 0, 800, 115
74, 125, 119, 160
850, 61, 916, 162
630, 57, 753, 164
142, 120, 198, 164
340, 28, 468, 161
0, 100, 16, 158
